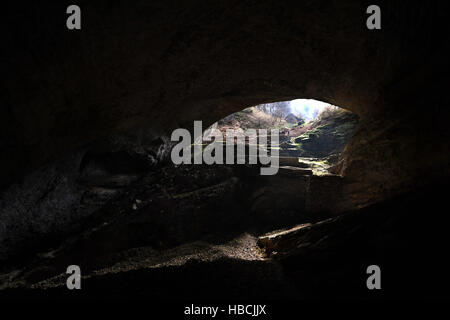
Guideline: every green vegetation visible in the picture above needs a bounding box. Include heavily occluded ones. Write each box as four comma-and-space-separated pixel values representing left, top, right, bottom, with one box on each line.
292, 107, 359, 158
212, 103, 358, 164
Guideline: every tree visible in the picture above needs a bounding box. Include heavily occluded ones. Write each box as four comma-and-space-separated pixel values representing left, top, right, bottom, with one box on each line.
255, 101, 290, 123
271, 101, 290, 123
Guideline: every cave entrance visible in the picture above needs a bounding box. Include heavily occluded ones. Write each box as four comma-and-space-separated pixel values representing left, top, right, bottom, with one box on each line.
187, 99, 361, 231
202, 99, 359, 176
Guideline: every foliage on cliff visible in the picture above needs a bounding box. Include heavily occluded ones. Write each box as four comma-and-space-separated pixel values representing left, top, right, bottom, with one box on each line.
293, 107, 359, 158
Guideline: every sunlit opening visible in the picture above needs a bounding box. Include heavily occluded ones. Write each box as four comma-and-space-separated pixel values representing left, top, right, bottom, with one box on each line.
202, 99, 358, 175
290, 99, 330, 122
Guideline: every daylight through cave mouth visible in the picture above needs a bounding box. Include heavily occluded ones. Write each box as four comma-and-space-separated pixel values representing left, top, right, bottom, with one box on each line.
197, 99, 359, 176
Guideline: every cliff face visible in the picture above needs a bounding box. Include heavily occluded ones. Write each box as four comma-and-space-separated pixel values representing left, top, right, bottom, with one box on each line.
293, 109, 359, 158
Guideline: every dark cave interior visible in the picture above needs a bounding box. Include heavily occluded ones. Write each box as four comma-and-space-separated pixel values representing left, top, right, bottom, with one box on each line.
1, 1, 450, 301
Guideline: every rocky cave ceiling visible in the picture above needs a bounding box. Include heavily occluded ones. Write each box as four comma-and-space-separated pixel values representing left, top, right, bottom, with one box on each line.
1, 0, 450, 208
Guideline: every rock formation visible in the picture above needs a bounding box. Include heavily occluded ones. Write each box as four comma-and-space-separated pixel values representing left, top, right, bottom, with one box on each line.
1, 1, 450, 300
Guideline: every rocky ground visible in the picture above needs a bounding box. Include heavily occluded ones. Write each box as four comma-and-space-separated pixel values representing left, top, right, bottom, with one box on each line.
2, 178, 449, 300
0, 146, 348, 297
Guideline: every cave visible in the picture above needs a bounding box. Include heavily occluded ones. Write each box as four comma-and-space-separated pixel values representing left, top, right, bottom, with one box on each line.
1, 1, 450, 307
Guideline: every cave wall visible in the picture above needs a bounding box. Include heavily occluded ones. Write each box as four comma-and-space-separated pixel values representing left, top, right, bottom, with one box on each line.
1, 1, 450, 209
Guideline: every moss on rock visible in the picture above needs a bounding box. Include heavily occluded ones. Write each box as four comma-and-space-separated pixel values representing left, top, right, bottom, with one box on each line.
293, 109, 359, 158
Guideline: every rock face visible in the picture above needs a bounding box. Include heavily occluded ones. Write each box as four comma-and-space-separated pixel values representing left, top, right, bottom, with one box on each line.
284, 113, 302, 124
3, 181, 450, 299
2, 1, 450, 210
254, 181, 450, 299
293, 109, 359, 158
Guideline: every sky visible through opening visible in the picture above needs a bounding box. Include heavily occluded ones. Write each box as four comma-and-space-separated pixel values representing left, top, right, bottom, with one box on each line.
290, 99, 330, 121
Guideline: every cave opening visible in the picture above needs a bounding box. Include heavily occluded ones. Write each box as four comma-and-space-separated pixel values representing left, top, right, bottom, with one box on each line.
169, 99, 361, 239
200, 99, 359, 176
